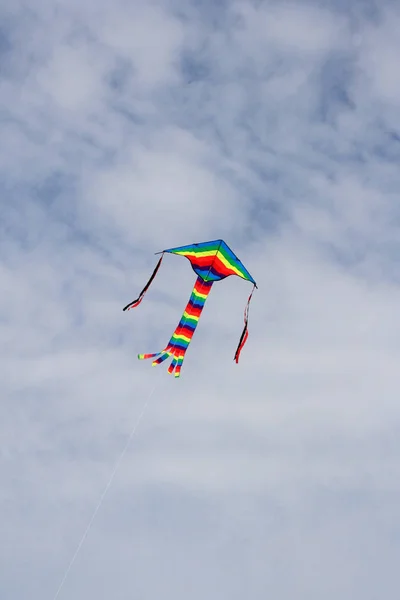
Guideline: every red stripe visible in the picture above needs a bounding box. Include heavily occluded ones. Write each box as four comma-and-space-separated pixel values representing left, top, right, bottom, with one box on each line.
235, 330, 249, 363
175, 325, 195, 340
189, 255, 236, 277
194, 279, 213, 294
127, 297, 144, 309
185, 305, 202, 318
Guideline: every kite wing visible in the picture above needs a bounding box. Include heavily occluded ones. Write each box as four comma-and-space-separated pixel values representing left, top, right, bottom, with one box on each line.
123, 239, 257, 377
162, 239, 257, 286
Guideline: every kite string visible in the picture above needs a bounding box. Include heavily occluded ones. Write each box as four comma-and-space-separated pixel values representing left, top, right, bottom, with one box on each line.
52, 375, 160, 600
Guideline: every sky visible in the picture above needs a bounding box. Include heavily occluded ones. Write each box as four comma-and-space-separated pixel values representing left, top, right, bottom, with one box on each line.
1, 0, 400, 598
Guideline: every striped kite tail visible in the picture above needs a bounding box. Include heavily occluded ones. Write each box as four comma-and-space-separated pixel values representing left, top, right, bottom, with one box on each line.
139, 276, 213, 378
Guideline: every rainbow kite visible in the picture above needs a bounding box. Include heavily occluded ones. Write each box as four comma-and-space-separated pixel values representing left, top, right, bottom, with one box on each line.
123, 239, 257, 378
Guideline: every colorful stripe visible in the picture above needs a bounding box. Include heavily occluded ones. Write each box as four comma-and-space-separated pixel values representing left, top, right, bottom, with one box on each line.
163, 240, 257, 286
138, 276, 213, 377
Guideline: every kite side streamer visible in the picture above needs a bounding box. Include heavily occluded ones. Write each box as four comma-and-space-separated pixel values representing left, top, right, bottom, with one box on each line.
234, 285, 256, 363
122, 254, 164, 311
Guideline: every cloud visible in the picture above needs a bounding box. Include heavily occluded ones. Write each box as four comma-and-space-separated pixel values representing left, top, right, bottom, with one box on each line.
1, 1, 400, 599
355, 7, 400, 105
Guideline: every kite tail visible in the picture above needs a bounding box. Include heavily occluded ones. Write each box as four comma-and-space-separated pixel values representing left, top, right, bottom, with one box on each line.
234, 284, 256, 363
123, 254, 164, 311
139, 276, 213, 378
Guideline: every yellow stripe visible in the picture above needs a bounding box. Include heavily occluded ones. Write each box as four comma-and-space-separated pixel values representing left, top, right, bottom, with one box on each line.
176, 249, 244, 278
175, 250, 215, 258
183, 311, 199, 322
193, 291, 208, 300
173, 333, 191, 343
215, 250, 243, 276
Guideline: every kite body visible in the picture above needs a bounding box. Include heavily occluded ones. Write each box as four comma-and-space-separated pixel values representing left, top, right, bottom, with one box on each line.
123, 240, 257, 378
162, 240, 256, 284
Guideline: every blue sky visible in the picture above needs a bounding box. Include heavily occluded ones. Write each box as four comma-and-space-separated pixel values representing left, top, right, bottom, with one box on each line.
2, 0, 400, 598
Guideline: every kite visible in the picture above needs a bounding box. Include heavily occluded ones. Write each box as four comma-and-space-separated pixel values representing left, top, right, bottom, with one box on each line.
123, 239, 257, 378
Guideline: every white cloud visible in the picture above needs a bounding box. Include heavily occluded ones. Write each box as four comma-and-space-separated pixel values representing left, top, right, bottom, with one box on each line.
80, 126, 246, 246
36, 43, 105, 113
234, 1, 348, 57
356, 8, 400, 104
98, 2, 184, 88
1, 1, 400, 599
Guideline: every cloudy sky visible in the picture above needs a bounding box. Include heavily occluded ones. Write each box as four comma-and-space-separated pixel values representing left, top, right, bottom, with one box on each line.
2, 0, 400, 598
